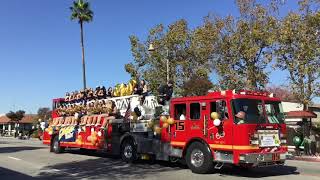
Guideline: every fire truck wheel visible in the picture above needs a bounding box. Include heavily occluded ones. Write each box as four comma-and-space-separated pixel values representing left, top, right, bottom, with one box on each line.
52, 135, 64, 154
185, 142, 213, 174
121, 139, 137, 163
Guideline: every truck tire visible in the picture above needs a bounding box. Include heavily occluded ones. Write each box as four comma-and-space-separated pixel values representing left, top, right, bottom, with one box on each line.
185, 142, 213, 174
52, 135, 64, 154
121, 139, 137, 163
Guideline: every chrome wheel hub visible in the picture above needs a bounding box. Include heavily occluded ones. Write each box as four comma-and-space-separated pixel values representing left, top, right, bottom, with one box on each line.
191, 149, 204, 167
53, 140, 59, 151
124, 145, 133, 159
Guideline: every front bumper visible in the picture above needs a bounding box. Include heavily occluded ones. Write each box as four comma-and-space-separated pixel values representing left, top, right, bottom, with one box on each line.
239, 152, 287, 167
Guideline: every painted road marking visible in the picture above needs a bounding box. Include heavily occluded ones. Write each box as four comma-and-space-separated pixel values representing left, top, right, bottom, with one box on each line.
8, 156, 21, 161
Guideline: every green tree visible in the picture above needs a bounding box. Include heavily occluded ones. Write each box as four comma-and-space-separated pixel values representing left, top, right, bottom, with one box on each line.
275, 0, 320, 109
213, 0, 278, 90
37, 107, 52, 120
6, 110, 25, 137
126, 18, 220, 95
266, 85, 299, 102
181, 73, 214, 96
70, 0, 93, 90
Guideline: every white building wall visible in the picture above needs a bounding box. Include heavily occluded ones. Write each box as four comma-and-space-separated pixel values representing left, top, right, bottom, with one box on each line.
282, 102, 303, 122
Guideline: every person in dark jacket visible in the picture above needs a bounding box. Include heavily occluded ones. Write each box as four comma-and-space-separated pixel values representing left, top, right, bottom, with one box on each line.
158, 80, 174, 105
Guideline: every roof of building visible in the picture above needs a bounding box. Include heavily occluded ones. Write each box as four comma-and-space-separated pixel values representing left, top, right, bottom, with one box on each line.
0, 115, 36, 124
0, 116, 10, 124
286, 111, 317, 119
310, 104, 320, 108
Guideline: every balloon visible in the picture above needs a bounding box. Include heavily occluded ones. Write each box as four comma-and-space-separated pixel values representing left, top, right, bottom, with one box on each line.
76, 140, 82, 145
153, 125, 162, 134
211, 112, 220, 120
147, 121, 154, 128
91, 136, 97, 145
160, 116, 168, 122
87, 136, 91, 142
213, 119, 221, 126
162, 122, 169, 128
293, 136, 301, 147
167, 118, 175, 125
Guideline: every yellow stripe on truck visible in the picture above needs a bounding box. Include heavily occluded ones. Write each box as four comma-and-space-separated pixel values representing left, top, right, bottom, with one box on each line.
209, 144, 259, 150
171, 141, 186, 147
170, 141, 259, 150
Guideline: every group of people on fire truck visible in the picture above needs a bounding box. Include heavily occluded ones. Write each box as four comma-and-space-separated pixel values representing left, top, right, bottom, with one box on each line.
50, 80, 174, 130
64, 80, 149, 103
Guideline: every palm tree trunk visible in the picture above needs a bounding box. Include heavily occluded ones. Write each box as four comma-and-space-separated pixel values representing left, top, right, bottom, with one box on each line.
80, 21, 87, 90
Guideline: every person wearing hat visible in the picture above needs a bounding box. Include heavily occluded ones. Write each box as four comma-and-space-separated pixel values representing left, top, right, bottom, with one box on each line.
65, 92, 70, 102
87, 88, 94, 101
106, 87, 113, 97
158, 80, 174, 105
235, 111, 246, 124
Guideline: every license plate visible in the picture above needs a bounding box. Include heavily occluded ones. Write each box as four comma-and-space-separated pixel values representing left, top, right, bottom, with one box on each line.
272, 153, 280, 161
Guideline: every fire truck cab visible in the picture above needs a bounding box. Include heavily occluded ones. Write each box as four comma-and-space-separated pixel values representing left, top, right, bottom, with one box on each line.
43, 90, 287, 174
166, 90, 287, 173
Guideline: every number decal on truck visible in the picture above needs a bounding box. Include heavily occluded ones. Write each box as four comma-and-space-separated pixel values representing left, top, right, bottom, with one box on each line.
175, 121, 185, 131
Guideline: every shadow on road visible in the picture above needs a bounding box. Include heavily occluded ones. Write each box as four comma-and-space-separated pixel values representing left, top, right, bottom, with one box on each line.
38, 155, 184, 179
0, 167, 34, 180
0, 146, 45, 154
218, 165, 299, 178
37, 150, 299, 179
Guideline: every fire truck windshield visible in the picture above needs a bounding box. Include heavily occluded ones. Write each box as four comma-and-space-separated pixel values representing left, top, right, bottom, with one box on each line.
264, 101, 285, 124
232, 99, 285, 124
232, 99, 265, 124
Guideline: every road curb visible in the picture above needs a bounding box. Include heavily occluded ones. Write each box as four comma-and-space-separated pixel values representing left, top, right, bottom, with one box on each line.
293, 156, 320, 162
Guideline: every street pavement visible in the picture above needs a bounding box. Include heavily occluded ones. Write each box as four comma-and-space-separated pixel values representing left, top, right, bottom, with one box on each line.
0, 137, 320, 180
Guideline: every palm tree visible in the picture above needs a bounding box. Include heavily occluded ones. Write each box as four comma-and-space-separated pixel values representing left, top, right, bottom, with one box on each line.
70, 0, 93, 90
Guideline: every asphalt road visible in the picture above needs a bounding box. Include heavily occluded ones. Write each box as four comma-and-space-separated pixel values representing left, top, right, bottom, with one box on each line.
0, 137, 320, 180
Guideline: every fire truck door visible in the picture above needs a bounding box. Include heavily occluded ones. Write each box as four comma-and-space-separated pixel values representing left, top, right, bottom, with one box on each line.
170, 103, 187, 147
188, 101, 205, 140
206, 100, 233, 149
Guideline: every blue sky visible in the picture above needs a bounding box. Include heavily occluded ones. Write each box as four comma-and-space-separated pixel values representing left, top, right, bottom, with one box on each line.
0, 0, 312, 114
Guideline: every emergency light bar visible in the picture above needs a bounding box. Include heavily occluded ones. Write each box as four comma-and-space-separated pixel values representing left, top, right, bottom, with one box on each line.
231, 90, 275, 97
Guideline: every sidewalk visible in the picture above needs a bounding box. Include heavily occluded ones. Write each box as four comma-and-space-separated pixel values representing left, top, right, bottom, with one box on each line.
293, 155, 320, 162
0, 136, 41, 142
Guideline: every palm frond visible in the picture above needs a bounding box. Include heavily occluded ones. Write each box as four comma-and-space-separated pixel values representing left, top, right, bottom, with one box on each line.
70, 0, 93, 23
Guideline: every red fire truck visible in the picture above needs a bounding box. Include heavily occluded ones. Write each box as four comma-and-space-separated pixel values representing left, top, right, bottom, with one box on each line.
43, 90, 288, 174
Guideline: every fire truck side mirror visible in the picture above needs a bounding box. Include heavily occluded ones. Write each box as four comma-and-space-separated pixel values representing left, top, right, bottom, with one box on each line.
216, 100, 226, 120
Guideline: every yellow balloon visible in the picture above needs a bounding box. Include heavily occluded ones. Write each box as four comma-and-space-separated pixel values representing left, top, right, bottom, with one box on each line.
76, 140, 82, 145
167, 118, 175, 125
162, 122, 169, 128
153, 125, 162, 134
211, 112, 220, 120
160, 116, 168, 122
147, 121, 154, 128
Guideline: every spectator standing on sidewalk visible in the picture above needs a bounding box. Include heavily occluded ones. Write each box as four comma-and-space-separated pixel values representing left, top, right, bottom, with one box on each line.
304, 135, 311, 156
310, 129, 318, 156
